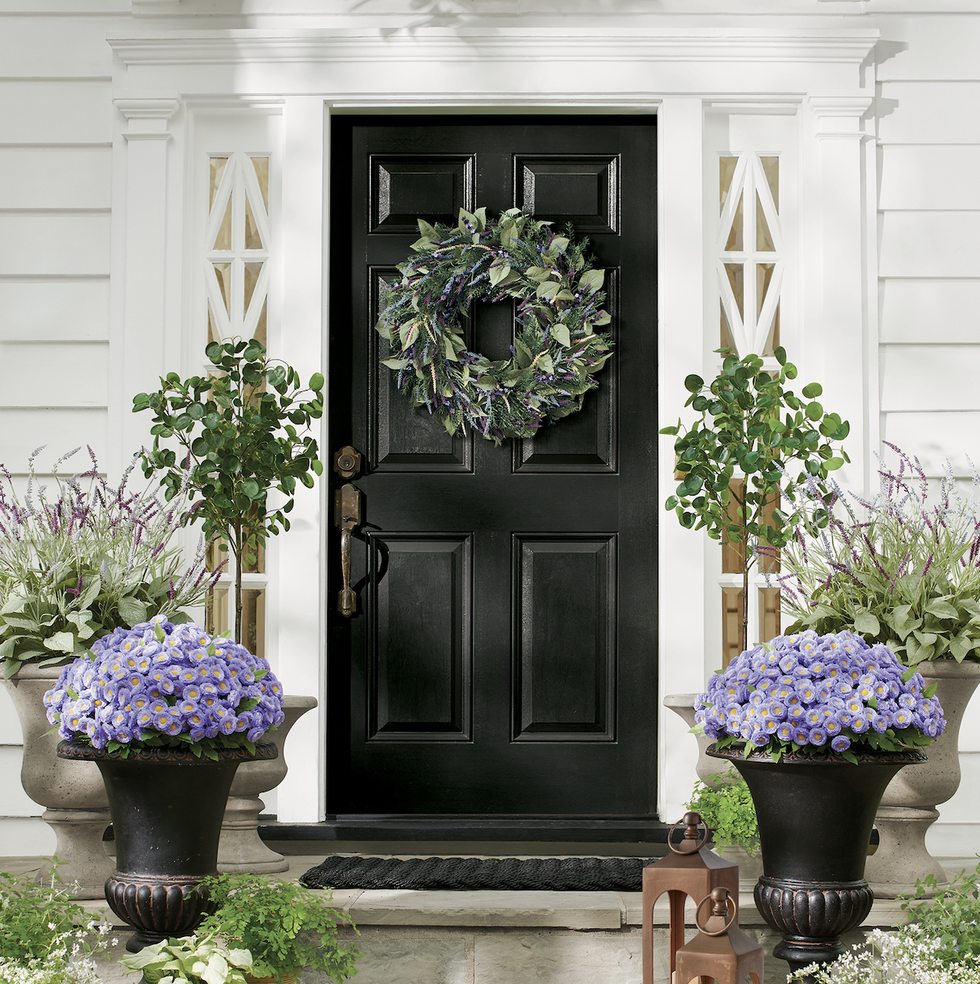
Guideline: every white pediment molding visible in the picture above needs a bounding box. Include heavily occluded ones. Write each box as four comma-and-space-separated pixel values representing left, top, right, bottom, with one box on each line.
108, 28, 879, 101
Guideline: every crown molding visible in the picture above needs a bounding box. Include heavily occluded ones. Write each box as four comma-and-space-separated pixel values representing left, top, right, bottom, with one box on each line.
107, 27, 880, 68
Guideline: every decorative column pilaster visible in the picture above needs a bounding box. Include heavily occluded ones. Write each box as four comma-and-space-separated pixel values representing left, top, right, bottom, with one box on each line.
110, 97, 179, 475
806, 94, 875, 489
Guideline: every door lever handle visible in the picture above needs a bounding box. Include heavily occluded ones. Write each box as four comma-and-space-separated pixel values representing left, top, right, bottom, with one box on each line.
334, 483, 362, 617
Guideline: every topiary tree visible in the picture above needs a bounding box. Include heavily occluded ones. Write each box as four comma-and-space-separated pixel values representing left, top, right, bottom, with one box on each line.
133, 338, 324, 643
660, 347, 851, 654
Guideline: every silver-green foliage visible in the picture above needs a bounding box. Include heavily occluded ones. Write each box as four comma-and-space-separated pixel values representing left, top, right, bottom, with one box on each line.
0, 447, 215, 678
119, 931, 253, 984
779, 444, 980, 665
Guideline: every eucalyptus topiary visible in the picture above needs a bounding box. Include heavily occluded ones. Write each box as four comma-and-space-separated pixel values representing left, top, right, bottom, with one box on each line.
132, 338, 324, 643
660, 347, 851, 653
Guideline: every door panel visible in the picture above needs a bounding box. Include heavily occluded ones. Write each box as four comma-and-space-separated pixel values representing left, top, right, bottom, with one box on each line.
328, 115, 658, 825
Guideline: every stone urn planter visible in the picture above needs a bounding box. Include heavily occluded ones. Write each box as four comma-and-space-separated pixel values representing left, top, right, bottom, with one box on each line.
218, 694, 317, 873
865, 660, 980, 898
2, 663, 112, 899
664, 693, 717, 784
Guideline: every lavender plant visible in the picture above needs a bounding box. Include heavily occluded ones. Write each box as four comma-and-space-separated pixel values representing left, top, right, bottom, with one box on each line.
695, 629, 945, 764
44, 614, 284, 759
773, 443, 980, 666
0, 447, 218, 679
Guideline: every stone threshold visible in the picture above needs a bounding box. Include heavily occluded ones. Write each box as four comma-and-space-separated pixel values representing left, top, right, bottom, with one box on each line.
4, 853, 965, 934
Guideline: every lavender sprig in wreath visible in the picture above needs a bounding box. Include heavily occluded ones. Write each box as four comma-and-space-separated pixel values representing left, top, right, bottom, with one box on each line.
696, 629, 944, 764
44, 615, 284, 759
375, 206, 614, 445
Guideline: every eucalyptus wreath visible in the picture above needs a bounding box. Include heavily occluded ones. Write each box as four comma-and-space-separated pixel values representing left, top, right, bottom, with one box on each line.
375, 206, 614, 444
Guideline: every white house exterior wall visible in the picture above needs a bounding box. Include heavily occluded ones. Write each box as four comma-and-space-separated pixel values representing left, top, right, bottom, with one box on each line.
0, 1, 977, 858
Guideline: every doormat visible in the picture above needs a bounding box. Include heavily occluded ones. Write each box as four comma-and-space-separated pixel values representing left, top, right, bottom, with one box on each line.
300, 855, 655, 892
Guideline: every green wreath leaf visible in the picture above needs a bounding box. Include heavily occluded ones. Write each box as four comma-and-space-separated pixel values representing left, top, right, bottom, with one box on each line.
375, 207, 614, 444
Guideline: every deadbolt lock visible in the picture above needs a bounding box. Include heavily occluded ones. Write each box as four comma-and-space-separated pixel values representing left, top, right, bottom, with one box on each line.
333, 445, 362, 480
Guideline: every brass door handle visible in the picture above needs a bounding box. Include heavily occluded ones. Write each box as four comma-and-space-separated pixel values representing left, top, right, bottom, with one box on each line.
334, 483, 362, 617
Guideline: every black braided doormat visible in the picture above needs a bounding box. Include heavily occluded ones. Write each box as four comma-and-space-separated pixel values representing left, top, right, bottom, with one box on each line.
300, 855, 654, 892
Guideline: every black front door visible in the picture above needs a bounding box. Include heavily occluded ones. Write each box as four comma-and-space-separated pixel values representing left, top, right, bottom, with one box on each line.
327, 115, 658, 830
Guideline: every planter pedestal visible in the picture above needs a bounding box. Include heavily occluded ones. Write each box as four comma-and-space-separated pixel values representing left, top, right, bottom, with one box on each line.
2, 666, 112, 899
865, 662, 980, 899
218, 694, 317, 874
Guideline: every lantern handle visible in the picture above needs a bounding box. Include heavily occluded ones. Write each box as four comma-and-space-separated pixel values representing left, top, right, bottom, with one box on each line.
667, 812, 708, 855
695, 887, 738, 937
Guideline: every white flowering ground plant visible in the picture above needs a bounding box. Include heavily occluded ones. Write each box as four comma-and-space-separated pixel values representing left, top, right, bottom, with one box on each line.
789, 925, 980, 984
695, 630, 945, 764
0, 861, 110, 984
0, 446, 219, 679
44, 615, 284, 760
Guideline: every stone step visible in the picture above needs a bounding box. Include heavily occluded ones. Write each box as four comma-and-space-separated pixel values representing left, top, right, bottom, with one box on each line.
7, 853, 972, 984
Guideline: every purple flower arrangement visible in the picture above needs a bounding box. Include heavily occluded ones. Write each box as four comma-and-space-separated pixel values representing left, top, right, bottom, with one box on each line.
696, 629, 945, 763
44, 615, 284, 759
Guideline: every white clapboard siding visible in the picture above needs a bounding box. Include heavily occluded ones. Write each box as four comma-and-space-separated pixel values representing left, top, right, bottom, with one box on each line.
0, 747, 41, 816
0, 81, 111, 145
881, 411, 980, 476
0, 148, 111, 210
879, 145, 980, 211
0, 408, 107, 464
881, 345, 980, 412
0, 818, 55, 857
880, 279, 980, 344
878, 82, 980, 145
875, 14, 980, 81
0, 15, 117, 77
0, 213, 110, 277
0, 279, 110, 341
0, 342, 109, 407
878, 211, 980, 279
0, 688, 22, 745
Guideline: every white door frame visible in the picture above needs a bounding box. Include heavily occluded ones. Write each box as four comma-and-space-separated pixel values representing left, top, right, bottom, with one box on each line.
108, 27, 879, 826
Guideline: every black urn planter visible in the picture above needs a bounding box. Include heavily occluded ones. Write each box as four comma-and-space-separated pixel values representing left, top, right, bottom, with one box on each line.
707, 743, 926, 977
58, 740, 277, 951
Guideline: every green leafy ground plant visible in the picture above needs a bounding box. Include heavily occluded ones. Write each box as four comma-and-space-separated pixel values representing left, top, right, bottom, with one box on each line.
133, 338, 324, 642
901, 861, 980, 965
0, 861, 108, 984
686, 768, 759, 856
199, 872, 360, 983
661, 347, 850, 653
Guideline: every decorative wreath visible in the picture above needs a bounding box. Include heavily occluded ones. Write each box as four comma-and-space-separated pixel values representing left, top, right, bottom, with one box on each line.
375, 206, 614, 444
